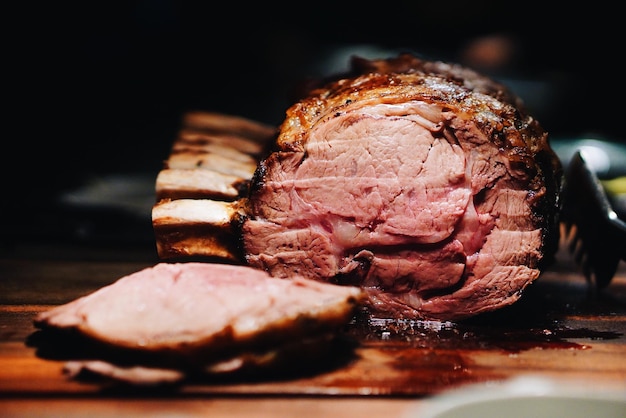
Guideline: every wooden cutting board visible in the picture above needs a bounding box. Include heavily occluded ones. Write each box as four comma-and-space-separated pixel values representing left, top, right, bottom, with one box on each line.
1, 245, 625, 397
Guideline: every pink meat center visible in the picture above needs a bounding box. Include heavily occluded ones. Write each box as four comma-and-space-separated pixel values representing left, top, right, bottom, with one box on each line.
290, 111, 473, 248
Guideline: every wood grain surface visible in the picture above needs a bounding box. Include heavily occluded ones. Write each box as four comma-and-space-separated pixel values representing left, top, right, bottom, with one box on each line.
1, 242, 625, 417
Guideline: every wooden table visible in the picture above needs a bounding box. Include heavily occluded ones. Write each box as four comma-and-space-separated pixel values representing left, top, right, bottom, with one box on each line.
1, 241, 625, 417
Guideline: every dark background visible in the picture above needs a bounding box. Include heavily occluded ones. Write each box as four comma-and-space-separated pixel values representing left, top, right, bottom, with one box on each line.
4, 1, 623, 251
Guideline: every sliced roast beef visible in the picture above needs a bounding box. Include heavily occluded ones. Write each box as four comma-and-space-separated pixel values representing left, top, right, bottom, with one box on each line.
33, 262, 365, 383
241, 53, 562, 321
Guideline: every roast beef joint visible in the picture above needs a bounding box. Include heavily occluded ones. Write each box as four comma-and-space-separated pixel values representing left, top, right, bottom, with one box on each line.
31, 53, 563, 386
154, 53, 563, 322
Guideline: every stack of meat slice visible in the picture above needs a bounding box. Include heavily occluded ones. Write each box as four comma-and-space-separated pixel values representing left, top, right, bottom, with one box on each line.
152, 111, 277, 261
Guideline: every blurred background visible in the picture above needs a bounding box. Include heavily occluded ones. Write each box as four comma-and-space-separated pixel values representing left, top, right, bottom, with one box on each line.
3, 1, 623, 255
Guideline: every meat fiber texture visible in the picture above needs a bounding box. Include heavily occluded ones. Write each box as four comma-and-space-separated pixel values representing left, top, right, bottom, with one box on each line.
152, 53, 562, 322
242, 54, 562, 321
33, 262, 365, 384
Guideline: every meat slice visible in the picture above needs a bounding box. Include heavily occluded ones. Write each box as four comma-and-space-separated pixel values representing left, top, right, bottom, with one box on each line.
33, 262, 365, 382
242, 53, 562, 321
152, 111, 277, 260
152, 199, 248, 261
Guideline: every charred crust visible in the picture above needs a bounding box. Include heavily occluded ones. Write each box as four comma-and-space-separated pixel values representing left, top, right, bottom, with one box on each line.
231, 212, 250, 264
234, 179, 250, 198
248, 160, 268, 195
333, 253, 373, 287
